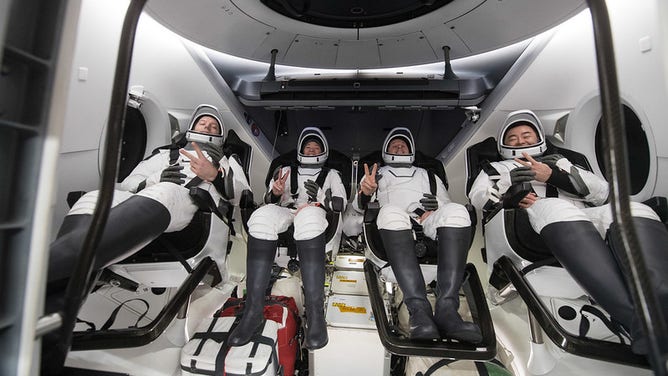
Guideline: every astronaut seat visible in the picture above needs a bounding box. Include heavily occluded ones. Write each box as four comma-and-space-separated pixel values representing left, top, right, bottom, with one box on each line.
47, 102, 255, 352
359, 149, 496, 360
465, 136, 650, 368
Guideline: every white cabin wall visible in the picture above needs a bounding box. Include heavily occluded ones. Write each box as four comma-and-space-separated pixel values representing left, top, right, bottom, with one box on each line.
51, 0, 129, 238
127, 12, 271, 196
51, 0, 272, 237
659, 0, 668, 201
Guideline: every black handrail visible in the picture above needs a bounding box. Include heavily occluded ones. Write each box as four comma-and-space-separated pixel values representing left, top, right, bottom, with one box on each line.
585, 1, 667, 373
53, 0, 147, 369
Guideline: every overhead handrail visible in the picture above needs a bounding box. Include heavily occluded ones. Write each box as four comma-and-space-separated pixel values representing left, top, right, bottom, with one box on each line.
586, 0, 667, 374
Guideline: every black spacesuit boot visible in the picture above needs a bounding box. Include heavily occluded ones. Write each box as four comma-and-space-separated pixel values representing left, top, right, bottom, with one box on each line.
631, 217, 668, 317
228, 236, 277, 346
380, 229, 440, 341
433, 226, 483, 343
47, 195, 171, 283
609, 217, 668, 354
296, 233, 329, 350
541, 221, 637, 347
42, 196, 171, 375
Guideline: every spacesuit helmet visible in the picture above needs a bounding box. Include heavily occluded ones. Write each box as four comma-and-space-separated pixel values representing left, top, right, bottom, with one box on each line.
185, 104, 225, 147
382, 127, 415, 167
297, 127, 328, 166
497, 110, 546, 159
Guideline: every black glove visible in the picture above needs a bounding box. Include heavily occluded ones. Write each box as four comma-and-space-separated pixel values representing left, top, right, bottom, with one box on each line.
323, 188, 344, 212
160, 165, 186, 185
304, 179, 319, 202
419, 193, 438, 211
196, 142, 224, 165
539, 154, 565, 168
509, 166, 535, 184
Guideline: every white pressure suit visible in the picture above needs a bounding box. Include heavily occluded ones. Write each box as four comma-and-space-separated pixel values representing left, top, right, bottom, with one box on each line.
69, 146, 249, 233
48, 104, 251, 282
469, 158, 659, 235
229, 127, 344, 351
354, 164, 470, 238
352, 127, 481, 344
248, 164, 346, 241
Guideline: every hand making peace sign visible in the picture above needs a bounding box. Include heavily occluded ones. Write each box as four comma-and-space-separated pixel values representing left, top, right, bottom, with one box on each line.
360, 163, 378, 196
179, 142, 221, 182
271, 168, 290, 196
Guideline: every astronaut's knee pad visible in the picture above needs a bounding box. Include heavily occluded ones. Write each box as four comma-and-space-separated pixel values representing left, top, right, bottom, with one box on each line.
422, 203, 471, 239
293, 206, 327, 241
630, 201, 661, 221
67, 190, 133, 216
430, 203, 471, 228
247, 205, 286, 241
526, 198, 589, 233
137, 183, 197, 232
377, 205, 412, 231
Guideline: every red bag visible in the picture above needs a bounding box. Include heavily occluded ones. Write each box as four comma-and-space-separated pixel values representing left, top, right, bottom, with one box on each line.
218, 295, 301, 376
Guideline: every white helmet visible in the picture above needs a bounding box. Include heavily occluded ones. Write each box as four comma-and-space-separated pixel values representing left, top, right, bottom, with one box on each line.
185, 104, 225, 147
497, 110, 546, 159
382, 127, 415, 167
297, 127, 328, 166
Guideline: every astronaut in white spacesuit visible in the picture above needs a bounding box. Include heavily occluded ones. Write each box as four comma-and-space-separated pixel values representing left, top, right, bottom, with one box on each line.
468, 109, 668, 354
353, 127, 482, 344
47, 104, 251, 284
228, 127, 346, 350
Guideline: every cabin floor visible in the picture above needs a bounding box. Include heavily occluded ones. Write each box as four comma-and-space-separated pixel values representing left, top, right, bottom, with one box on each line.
62, 232, 653, 376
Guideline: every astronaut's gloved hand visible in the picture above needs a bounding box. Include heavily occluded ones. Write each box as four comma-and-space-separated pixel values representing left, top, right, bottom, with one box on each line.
420, 193, 439, 211
323, 188, 344, 212
509, 166, 535, 185
304, 179, 319, 203
160, 165, 187, 185
539, 154, 565, 168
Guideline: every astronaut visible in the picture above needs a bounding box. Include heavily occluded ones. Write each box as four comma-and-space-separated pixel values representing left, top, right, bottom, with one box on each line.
228, 127, 346, 350
468, 109, 668, 354
47, 104, 251, 285
353, 127, 482, 343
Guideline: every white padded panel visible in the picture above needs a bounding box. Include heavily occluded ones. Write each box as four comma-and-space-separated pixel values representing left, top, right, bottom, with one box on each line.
250, 29, 296, 62
378, 32, 437, 67
336, 39, 381, 68
447, 0, 586, 54
145, 0, 587, 68
421, 24, 473, 58
146, 0, 274, 58
283, 35, 340, 67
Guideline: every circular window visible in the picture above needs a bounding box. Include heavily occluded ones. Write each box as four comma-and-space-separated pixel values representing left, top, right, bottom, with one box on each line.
260, 0, 455, 28
594, 105, 649, 195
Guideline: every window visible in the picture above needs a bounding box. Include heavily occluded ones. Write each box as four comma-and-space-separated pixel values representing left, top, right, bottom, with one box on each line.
594, 105, 649, 195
